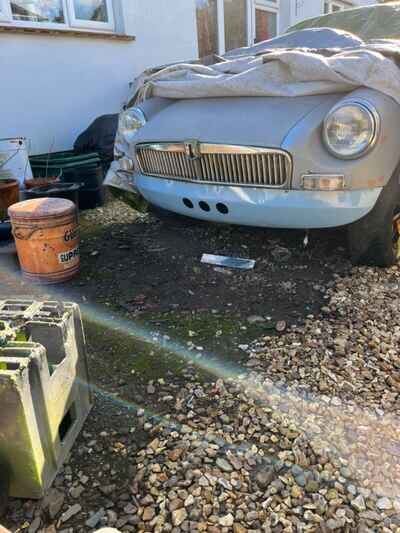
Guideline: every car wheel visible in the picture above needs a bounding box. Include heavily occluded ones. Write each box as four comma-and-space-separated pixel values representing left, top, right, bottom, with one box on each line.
348, 173, 400, 267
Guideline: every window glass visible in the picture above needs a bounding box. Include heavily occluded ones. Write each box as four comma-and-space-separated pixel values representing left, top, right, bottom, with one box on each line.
255, 9, 277, 43
224, 0, 247, 52
10, 0, 65, 22
324, 1, 347, 14
196, 0, 218, 58
0, 0, 7, 15
73, 0, 109, 22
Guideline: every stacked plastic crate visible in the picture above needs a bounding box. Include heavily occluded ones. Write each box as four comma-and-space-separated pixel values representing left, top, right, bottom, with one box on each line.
0, 300, 92, 509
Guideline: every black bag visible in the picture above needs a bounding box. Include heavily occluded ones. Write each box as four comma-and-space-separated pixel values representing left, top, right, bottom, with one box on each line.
74, 114, 119, 166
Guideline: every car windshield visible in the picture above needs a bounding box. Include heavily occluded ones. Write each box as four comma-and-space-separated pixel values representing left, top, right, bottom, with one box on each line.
288, 2, 400, 41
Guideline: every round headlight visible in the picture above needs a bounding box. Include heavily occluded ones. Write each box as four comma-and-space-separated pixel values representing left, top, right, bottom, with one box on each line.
323, 100, 379, 159
119, 107, 146, 143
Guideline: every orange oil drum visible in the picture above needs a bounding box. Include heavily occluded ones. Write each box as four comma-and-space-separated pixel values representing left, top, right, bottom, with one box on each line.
8, 197, 80, 284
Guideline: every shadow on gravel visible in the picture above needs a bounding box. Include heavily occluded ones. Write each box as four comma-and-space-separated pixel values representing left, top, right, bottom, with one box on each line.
70, 213, 351, 318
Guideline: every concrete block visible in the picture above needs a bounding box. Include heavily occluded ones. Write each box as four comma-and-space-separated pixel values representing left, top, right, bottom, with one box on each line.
0, 301, 92, 499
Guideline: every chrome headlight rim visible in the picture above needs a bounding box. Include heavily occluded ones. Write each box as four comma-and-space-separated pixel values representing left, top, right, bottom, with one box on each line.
119, 107, 147, 143
322, 99, 380, 160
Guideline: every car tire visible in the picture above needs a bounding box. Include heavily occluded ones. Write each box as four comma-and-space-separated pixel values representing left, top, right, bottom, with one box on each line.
348, 172, 400, 267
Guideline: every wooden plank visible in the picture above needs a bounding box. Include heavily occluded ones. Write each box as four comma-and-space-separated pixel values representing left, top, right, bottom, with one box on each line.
0, 24, 135, 41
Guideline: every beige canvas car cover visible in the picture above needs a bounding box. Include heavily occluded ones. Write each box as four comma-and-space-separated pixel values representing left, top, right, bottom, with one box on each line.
289, 2, 400, 41
131, 36, 400, 105
129, 4, 400, 106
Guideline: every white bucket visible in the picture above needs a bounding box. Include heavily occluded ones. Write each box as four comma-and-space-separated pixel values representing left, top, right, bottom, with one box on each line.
0, 138, 33, 189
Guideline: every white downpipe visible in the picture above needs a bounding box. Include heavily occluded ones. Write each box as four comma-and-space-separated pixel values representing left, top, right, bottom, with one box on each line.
247, 0, 255, 46
217, 0, 225, 55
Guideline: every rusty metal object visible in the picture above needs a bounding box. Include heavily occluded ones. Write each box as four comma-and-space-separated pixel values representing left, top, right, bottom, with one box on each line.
0, 179, 19, 221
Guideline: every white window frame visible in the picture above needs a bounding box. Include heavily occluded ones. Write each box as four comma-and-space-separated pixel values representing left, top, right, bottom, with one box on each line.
214, 0, 279, 55
324, 1, 348, 14
251, 0, 279, 45
67, 0, 114, 31
0, 0, 11, 21
0, 0, 116, 32
2, 0, 70, 29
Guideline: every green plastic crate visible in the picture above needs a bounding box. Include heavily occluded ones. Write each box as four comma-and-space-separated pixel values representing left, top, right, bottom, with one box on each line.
29, 151, 104, 188
30, 150, 101, 166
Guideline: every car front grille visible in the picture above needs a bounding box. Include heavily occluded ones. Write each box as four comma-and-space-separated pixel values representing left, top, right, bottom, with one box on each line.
136, 142, 291, 188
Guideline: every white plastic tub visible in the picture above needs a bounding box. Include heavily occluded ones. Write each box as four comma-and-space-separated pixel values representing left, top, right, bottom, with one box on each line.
0, 138, 32, 189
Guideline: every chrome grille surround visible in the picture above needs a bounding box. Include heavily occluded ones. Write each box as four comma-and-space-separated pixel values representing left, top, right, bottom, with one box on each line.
136, 142, 292, 188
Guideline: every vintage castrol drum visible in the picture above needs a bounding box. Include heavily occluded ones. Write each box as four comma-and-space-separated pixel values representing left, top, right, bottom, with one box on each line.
8, 198, 79, 283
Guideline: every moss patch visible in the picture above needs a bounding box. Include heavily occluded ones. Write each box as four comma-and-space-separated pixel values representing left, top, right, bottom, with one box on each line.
84, 317, 189, 384
137, 309, 276, 363
83, 308, 276, 387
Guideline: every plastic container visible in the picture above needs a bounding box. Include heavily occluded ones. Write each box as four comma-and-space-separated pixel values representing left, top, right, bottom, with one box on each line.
78, 186, 105, 210
0, 221, 12, 241
61, 165, 104, 189
29, 151, 105, 210
30, 150, 100, 165
22, 183, 80, 206
0, 138, 33, 188
0, 179, 19, 221
30, 151, 102, 187
31, 163, 104, 189
25, 171, 62, 190
8, 198, 80, 284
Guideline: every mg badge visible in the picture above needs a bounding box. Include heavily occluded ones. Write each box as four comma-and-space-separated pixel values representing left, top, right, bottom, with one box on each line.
184, 139, 201, 160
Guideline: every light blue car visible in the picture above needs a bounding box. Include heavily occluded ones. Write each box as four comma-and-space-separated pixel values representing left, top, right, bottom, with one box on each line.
106, 5, 400, 267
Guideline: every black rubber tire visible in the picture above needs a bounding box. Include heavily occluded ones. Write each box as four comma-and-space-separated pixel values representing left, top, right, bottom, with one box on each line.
348, 172, 400, 267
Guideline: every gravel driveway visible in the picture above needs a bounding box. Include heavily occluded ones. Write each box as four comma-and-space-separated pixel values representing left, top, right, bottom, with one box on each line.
1, 198, 399, 532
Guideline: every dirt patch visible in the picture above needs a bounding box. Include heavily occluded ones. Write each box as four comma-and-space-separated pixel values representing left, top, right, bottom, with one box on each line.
72, 202, 349, 320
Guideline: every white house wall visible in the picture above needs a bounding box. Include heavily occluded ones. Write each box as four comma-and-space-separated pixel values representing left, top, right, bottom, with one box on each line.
0, 0, 198, 155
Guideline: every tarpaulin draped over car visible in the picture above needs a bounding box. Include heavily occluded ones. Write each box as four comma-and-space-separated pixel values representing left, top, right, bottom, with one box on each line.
130, 26, 400, 106
289, 2, 400, 41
